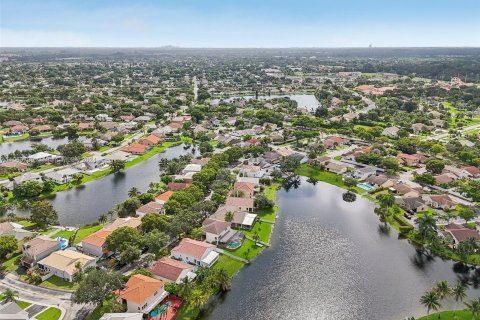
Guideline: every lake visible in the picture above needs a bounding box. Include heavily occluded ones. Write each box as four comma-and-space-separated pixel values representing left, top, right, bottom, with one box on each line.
205, 177, 480, 320
15, 143, 198, 226
0, 136, 84, 158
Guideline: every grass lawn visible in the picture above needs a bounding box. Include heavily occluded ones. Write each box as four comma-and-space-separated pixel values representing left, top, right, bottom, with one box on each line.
225, 239, 264, 261
40, 228, 57, 235
240, 221, 273, 243
50, 230, 75, 239
3, 133, 30, 142
74, 224, 103, 245
175, 304, 200, 320
17, 220, 36, 228
16, 300, 31, 309
40, 275, 78, 291
2, 253, 21, 272
296, 164, 364, 194
256, 184, 279, 222
124, 141, 182, 169
35, 307, 62, 320
418, 310, 471, 319
213, 255, 244, 277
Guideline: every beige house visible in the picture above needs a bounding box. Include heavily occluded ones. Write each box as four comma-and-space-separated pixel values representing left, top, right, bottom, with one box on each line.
38, 250, 96, 282
117, 275, 167, 313
21, 236, 60, 268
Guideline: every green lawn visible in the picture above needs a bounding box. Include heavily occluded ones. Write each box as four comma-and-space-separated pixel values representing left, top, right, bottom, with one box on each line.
213, 255, 244, 277
16, 220, 36, 228
35, 307, 62, 320
2, 253, 21, 272
256, 184, 279, 222
175, 304, 200, 320
74, 224, 103, 245
16, 300, 31, 309
40, 228, 58, 235
418, 310, 471, 319
50, 230, 75, 239
296, 164, 364, 194
225, 239, 264, 261
40, 275, 78, 291
240, 221, 273, 243
3, 133, 30, 142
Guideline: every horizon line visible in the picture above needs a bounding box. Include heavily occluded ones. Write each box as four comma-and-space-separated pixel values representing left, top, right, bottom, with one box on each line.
2, 46, 480, 50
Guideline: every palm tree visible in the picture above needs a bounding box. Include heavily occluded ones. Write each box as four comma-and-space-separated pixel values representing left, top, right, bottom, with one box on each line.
188, 288, 209, 308
3, 288, 19, 302
434, 280, 452, 300
416, 214, 437, 242
225, 211, 234, 222
178, 277, 192, 299
452, 281, 467, 318
420, 290, 441, 316
216, 268, 231, 292
98, 214, 107, 224
128, 187, 140, 197
465, 298, 480, 319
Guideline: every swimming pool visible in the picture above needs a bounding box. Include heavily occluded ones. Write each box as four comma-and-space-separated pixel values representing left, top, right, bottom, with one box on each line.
357, 182, 374, 191
227, 240, 242, 250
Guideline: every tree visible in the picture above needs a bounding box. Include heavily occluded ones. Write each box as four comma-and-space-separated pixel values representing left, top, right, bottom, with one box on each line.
452, 281, 467, 318
58, 141, 86, 159
73, 269, 123, 307
30, 200, 58, 229
225, 211, 234, 222
0, 235, 18, 260
2, 288, 19, 302
142, 230, 167, 257
13, 180, 44, 198
71, 173, 83, 185
199, 142, 213, 154
376, 193, 395, 209
458, 206, 476, 223
215, 268, 231, 292
433, 280, 452, 302
430, 144, 447, 157
425, 159, 445, 175
110, 160, 126, 173
382, 157, 400, 172
178, 276, 193, 299
117, 197, 141, 218
343, 177, 357, 188
128, 187, 140, 197
465, 298, 480, 319
98, 214, 107, 224
188, 288, 209, 308
106, 227, 142, 253
118, 243, 141, 265
420, 290, 441, 315
416, 214, 437, 241
141, 213, 169, 233
280, 156, 300, 174
414, 173, 436, 186
254, 193, 274, 210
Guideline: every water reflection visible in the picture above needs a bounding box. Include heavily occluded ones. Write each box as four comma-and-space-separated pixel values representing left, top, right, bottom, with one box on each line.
204, 177, 480, 320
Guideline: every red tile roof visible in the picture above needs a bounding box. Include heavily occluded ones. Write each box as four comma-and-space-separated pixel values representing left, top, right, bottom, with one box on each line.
149, 257, 193, 282
118, 274, 164, 305
171, 238, 214, 260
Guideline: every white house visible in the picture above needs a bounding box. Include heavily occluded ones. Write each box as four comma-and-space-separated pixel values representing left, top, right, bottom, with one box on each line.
239, 165, 264, 178
44, 167, 80, 184
170, 238, 219, 267
117, 274, 168, 314
27, 152, 61, 164
202, 218, 232, 244
182, 164, 202, 174
351, 166, 377, 181
382, 126, 400, 138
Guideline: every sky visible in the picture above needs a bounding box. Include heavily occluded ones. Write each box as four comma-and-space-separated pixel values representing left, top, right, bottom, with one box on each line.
1, 0, 480, 48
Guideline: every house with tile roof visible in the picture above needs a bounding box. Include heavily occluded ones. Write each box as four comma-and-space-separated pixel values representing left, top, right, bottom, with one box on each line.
81, 229, 113, 257
122, 143, 148, 155
149, 257, 196, 283
155, 191, 174, 204
38, 250, 96, 282
117, 274, 167, 313
231, 181, 257, 198
0, 221, 34, 240
21, 236, 60, 268
202, 218, 232, 244
136, 201, 164, 217
225, 197, 254, 212
170, 238, 219, 267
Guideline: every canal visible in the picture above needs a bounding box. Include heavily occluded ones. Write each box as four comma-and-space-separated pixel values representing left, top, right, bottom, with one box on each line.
205, 177, 480, 320
16, 144, 198, 226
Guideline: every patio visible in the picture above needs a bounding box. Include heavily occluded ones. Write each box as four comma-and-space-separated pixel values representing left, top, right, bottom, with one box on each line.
147, 295, 183, 320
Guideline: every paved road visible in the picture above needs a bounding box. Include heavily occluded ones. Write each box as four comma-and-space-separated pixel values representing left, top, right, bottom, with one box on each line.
424, 123, 480, 141
0, 274, 92, 320
326, 144, 358, 158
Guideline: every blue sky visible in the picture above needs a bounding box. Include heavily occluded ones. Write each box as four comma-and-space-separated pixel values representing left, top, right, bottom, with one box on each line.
1, 0, 479, 47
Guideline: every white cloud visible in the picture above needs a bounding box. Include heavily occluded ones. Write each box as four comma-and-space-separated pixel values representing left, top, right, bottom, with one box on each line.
0, 29, 91, 47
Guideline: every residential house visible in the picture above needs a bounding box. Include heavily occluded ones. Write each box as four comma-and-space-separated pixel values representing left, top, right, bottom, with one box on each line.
170, 238, 219, 267
351, 166, 377, 181
202, 218, 232, 244
397, 153, 425, 167
389, 183, 420, 198
325, 162, 348, 175
99, 313, 143, 320
81, 229, 112, 257
12, 172, 42, 188
211, 206, 257, 230
462, 166, 480, 179
38, 250, 96, 282
27, 152, 60, 164
444, 223, 480, 245
155, 191, 174, 204
168, 182, 192, 191
239, 165, 264, 178
149, 257, 196, 283
139, 135, 161, 147
117, 274, 168, 314
44, 168, 80, 184
412, 123, 428, 133
0, 160, 28, 172
231, 181, 257, 198
106, 217, 142, 231
382, 126, 400, 138
366, 175, 394, 188
122, 143, 148, 155
225, 197, 254, 212
136, 202, 164, 216
0, 221, 34, 240
77, 156, 109, 173
21, 236, 60, 268
0, 302, 29, 320
425, 195, 456, 210
395, 196, 429, 212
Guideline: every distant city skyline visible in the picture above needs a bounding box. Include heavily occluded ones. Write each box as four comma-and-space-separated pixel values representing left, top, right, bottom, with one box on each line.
1, 0, 480, 47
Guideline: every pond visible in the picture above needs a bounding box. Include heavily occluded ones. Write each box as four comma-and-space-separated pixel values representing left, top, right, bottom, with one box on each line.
15, 143, 198, 226
205, 177, 480, 320
0, 136, 83, 158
